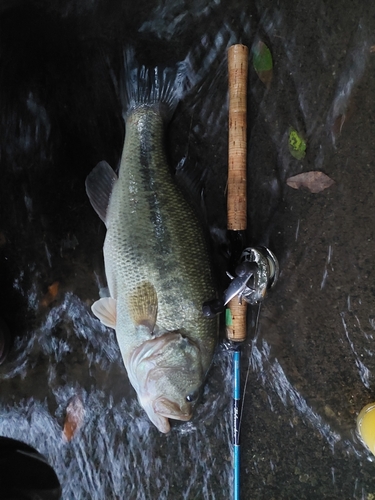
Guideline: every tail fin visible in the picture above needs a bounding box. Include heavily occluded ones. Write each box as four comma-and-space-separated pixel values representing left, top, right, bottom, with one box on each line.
120, 49, 188, 123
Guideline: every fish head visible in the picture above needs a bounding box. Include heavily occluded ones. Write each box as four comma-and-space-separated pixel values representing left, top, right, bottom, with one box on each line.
128, 332, 204, 433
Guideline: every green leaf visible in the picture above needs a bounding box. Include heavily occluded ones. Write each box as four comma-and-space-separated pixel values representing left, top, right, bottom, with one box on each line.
253, 41, 273, 71
288, 127, 306, 160
252, 41, 273, 88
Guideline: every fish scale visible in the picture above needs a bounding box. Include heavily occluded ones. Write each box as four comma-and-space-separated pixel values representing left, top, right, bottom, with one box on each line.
87, 96, 217, 432
110, 106, 215, 349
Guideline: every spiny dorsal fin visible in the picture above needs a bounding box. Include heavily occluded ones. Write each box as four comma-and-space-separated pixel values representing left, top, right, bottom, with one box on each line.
85, 161, 117, 226
92, 297, 117, 328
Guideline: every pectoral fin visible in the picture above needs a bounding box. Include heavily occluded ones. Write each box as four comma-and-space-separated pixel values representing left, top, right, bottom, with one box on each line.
85, 161, 118, 226
128, 282, 158, 333
92, 297, 117, 328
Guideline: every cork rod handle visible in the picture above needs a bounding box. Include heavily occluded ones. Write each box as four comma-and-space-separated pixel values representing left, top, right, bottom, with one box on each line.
226, 44, 248, 343
227, 44, 248, 231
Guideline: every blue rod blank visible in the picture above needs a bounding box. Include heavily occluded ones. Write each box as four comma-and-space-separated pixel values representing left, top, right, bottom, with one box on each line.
233, 350, 241, 500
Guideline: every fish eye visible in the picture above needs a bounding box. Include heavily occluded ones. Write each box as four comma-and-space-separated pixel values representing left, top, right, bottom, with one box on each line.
186, 390, 199, 403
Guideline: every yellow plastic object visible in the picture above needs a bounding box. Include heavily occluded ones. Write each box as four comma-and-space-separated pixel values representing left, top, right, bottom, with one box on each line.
357, 402, 375, 454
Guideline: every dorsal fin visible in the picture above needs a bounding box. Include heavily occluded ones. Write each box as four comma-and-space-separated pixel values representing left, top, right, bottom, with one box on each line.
85, 161, 118, 226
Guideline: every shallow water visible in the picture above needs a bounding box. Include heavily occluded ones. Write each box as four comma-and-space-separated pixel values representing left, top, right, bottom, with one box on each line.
1, 0, 375, 498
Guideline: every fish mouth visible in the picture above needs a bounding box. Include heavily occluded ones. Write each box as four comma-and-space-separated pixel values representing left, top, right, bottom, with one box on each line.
153, 397, 192, 421
139, 397, 191, 433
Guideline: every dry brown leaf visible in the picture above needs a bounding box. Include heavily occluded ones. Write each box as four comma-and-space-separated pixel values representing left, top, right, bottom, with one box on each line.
286, 171, 335, 193
63, 396, 85, 442
40, 281, 60, 307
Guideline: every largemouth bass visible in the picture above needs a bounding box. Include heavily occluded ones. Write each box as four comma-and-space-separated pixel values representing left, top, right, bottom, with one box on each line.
86, 59, 217, 433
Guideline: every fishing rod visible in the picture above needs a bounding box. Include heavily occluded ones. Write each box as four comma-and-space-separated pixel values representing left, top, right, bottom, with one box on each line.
226, 44, 279, 500
226, 44, 249, 500
203, 43, 279, 499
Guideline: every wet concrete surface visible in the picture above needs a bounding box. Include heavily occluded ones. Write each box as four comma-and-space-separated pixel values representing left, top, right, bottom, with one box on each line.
1, 0, 375, 498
